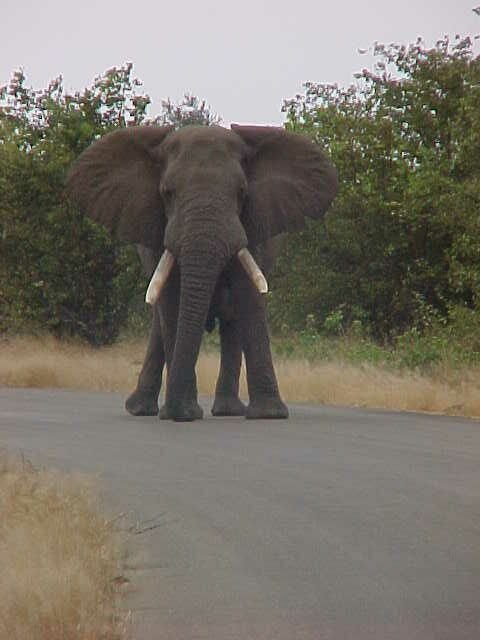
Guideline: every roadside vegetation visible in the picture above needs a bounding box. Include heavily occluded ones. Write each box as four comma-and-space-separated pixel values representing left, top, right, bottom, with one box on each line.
2, 36, 479, 360
2, 35, 480, 352
1, 33, 480, 418
1, 333, 480, 418
0, 454, 128, 640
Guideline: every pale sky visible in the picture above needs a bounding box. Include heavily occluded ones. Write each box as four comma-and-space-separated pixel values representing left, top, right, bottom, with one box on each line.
1, 0, 479, 125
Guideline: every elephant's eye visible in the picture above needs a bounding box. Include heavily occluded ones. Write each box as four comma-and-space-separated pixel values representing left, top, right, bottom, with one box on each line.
238, 182, 248, 202
160, 185, 174, 202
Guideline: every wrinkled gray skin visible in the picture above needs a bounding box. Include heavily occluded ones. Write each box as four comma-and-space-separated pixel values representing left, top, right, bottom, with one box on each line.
132, 239, 281, 420
67, 125, 338, 421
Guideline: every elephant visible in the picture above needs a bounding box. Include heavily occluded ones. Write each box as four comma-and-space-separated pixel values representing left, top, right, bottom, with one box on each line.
66, 124, 338, 421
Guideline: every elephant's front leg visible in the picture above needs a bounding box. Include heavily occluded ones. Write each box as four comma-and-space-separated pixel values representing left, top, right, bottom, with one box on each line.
125, 306, 164, 416
233, 267, 288, 419
211, 319, 246, 416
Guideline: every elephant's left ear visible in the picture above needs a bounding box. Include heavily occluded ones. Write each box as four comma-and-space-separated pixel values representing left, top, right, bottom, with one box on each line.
231, 124, 338, 245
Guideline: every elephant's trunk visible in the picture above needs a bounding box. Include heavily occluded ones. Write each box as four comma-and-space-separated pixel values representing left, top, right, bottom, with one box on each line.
164, 245, 226, 419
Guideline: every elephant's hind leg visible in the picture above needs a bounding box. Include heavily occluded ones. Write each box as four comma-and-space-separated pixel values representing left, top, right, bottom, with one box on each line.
211, 319, 246, 416
125, 306, 164, 416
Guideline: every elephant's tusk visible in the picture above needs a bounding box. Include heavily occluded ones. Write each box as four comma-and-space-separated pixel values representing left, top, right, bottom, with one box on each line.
237, 248, 269, 294
145, 250, 175, 305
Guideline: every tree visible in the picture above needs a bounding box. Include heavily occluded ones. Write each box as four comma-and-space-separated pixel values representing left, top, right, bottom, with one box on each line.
0, 65, 223, 343
154, 93, 221, 128
0, 65, 150, 343
270, 36, 480, 338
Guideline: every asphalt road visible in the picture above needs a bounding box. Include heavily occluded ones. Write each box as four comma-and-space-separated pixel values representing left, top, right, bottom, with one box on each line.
1, 387, 479, 640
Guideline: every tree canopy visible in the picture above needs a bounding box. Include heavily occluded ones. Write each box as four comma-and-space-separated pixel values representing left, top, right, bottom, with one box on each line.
2, 36, 480, 344
270, 36, 480, 338
0, 65, 218, 343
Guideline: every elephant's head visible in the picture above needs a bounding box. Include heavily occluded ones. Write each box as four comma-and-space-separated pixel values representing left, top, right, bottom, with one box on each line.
66, 124, 337, 416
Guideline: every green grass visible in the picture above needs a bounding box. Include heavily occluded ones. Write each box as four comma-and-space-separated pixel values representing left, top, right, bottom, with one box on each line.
203, 322, 480, 375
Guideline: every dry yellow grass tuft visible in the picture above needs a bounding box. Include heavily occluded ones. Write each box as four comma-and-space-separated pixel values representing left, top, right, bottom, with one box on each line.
273, 359, 480, 418
0, 454, 128, 640
1, 336, 480, 418
0, 336, 140, 393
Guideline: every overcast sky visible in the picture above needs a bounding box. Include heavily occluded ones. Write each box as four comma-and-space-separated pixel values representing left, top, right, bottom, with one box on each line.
1, 1, 479, 125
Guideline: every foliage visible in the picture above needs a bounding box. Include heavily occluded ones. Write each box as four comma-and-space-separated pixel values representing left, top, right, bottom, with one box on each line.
270, 303, 480, 374
3, 34, 480, 347
271, 35, 480, 339
153, 93, 221, 128
0, 65, 220, 343
0, 65, 149, 343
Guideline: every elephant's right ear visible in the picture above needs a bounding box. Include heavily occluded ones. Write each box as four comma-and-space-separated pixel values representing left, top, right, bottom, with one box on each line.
66, 126, 173, 249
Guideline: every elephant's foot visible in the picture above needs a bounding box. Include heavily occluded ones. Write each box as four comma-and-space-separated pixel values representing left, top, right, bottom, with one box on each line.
246, 396, 289, 420
159, 399, 204, 422
212, 394, 246, 417
125, 389, 159, 416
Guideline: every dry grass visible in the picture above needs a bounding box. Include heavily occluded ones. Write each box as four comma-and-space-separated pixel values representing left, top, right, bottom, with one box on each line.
0, 336, 140, 393
274, 359, 480, 418
0, 453, 128, 640
1, 336, 480, 418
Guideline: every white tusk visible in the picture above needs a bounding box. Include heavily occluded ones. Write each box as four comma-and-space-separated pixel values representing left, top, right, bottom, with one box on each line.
237, 248, 269, 294
145, 250, 175, 305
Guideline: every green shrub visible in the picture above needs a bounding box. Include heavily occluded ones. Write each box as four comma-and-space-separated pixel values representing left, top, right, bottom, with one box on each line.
0, 66, 149, 344
0, 67, 221, 344
271, 36, 480, 340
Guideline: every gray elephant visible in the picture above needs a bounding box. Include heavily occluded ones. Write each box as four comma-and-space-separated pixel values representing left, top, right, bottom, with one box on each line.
66, 124, 338, 421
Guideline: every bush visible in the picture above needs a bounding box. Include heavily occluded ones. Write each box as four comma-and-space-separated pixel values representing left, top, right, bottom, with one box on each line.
271, 35, 480, 339
0, 66, 151, 344
0, 67, 222, 344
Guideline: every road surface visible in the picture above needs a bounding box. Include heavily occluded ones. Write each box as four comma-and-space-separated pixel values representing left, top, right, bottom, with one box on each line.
1, 387, 479, 639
